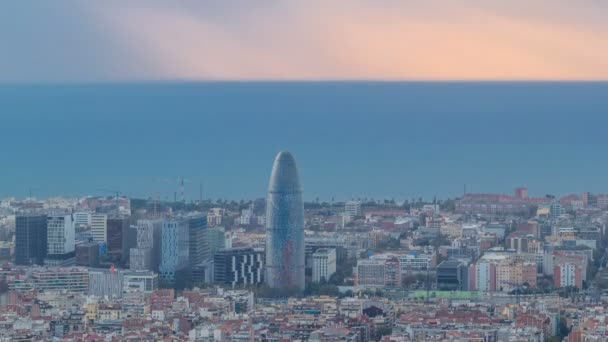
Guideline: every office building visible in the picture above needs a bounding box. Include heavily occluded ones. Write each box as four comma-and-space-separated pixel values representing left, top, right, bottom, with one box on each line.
265, 151, 305, 292
31, 267, 89, 293
106, 217, 131, 264
89, 213, 107, 243
475, 261, 497, 292
207, 208, 225, 227
190, 262, 213, 284
202, 226, 225, 262
305, 236, 348, 270
395, 251, 434, 271
312, 248, 337, 283
355, 259, 387, 289
89, 268, 123, 299
554, 263, 583, 289
45, 214, 75, 265
436, 260, 468, 291
506, 235, 530, 253
214, 247, 264, 288
15, 214, 48, 266
159, 218, 189, 288
345, 201, 362, 218
130, 219, 162, 271
75, 242, 100, 267
188, 214, 207, 267
550, 201, 565, 220
73, 211, 92, 228
384, 257, 402, 288
123, 271, 158, 294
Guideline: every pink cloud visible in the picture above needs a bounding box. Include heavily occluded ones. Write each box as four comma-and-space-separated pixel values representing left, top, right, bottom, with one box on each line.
83, 1, 608, 80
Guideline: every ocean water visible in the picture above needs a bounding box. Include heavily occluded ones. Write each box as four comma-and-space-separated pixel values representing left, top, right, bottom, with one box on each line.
0, 82, 607, 201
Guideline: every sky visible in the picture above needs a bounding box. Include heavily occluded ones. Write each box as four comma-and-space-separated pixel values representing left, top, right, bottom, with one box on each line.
2, 0, 608, 82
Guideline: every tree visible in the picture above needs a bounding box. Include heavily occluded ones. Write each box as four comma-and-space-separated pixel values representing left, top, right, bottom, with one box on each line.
375, 237, 400, 252
374, 326, 392, 340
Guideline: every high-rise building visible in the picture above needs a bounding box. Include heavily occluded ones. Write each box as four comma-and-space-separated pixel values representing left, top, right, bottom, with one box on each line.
15, 214, 48, 266
213, 247, 264, 288
130, 219, 162, 271
106, 217, 131, 264
475, 261, 497, 292
188, 215, 207, 267
90, 213, 108, 243
265, 151, 305, 292
45, 214, 75, 265
73, 211, 92, 229
312, 248, 336, 283
550, 201, 565, 220
554, 263, 583, 289
202, 226, 226, 262
159, 218, 189, 288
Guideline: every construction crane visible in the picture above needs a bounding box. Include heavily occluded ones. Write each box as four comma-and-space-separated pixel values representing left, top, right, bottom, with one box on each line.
154, 177, 192, 203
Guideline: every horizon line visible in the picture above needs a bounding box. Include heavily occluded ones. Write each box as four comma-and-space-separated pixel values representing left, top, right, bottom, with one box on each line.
2, 79, 608, 86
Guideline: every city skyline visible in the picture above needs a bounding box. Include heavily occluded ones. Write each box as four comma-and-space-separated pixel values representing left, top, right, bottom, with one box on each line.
3, 2, 608, 341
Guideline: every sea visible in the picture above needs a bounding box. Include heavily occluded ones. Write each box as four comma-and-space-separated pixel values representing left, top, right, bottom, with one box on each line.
1, 82, 607, 202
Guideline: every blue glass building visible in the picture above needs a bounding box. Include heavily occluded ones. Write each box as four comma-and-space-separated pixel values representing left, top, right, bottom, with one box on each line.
265, 151, 305, 291
159, 218, 189, 288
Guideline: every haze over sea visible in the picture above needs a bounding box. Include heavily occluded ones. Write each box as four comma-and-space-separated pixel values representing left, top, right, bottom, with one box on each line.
1, 82, 607, 202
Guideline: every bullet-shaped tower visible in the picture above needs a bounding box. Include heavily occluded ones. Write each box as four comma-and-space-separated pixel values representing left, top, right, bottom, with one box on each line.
265, 151, 305, 291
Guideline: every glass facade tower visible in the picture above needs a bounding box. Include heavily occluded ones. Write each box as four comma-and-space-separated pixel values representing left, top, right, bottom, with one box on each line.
265, 151, 305, 291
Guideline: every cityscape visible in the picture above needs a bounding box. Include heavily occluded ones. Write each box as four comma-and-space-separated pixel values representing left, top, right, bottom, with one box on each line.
3, 1, 608, 341
1, 149, 608, 341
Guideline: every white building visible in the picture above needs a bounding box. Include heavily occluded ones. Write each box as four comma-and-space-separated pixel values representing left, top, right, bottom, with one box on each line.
550, 202, 565, 220
256, 216, 266, 226
30, 267, 89, 293
345, 201, 362, 218
371, 252, 433, 272
46, 214, 75, 261
476, 261, 493, 292
123, 271, 158, 294
90, 213, 108, 243
312, 248, 337, 283
89, 268, 123, 299
73, 211, 92, 228
207, 208, 225, 227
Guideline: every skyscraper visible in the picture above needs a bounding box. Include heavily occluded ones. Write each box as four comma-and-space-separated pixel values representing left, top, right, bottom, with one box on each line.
265, 151, 305, 291
15, 214, 48, 266
159, 218, 189, 288
187, 214, 207, 267
106, 216, 131, 264
90, 213, 108, 243
45, 214, 75, 266
130, 219, 162, 271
